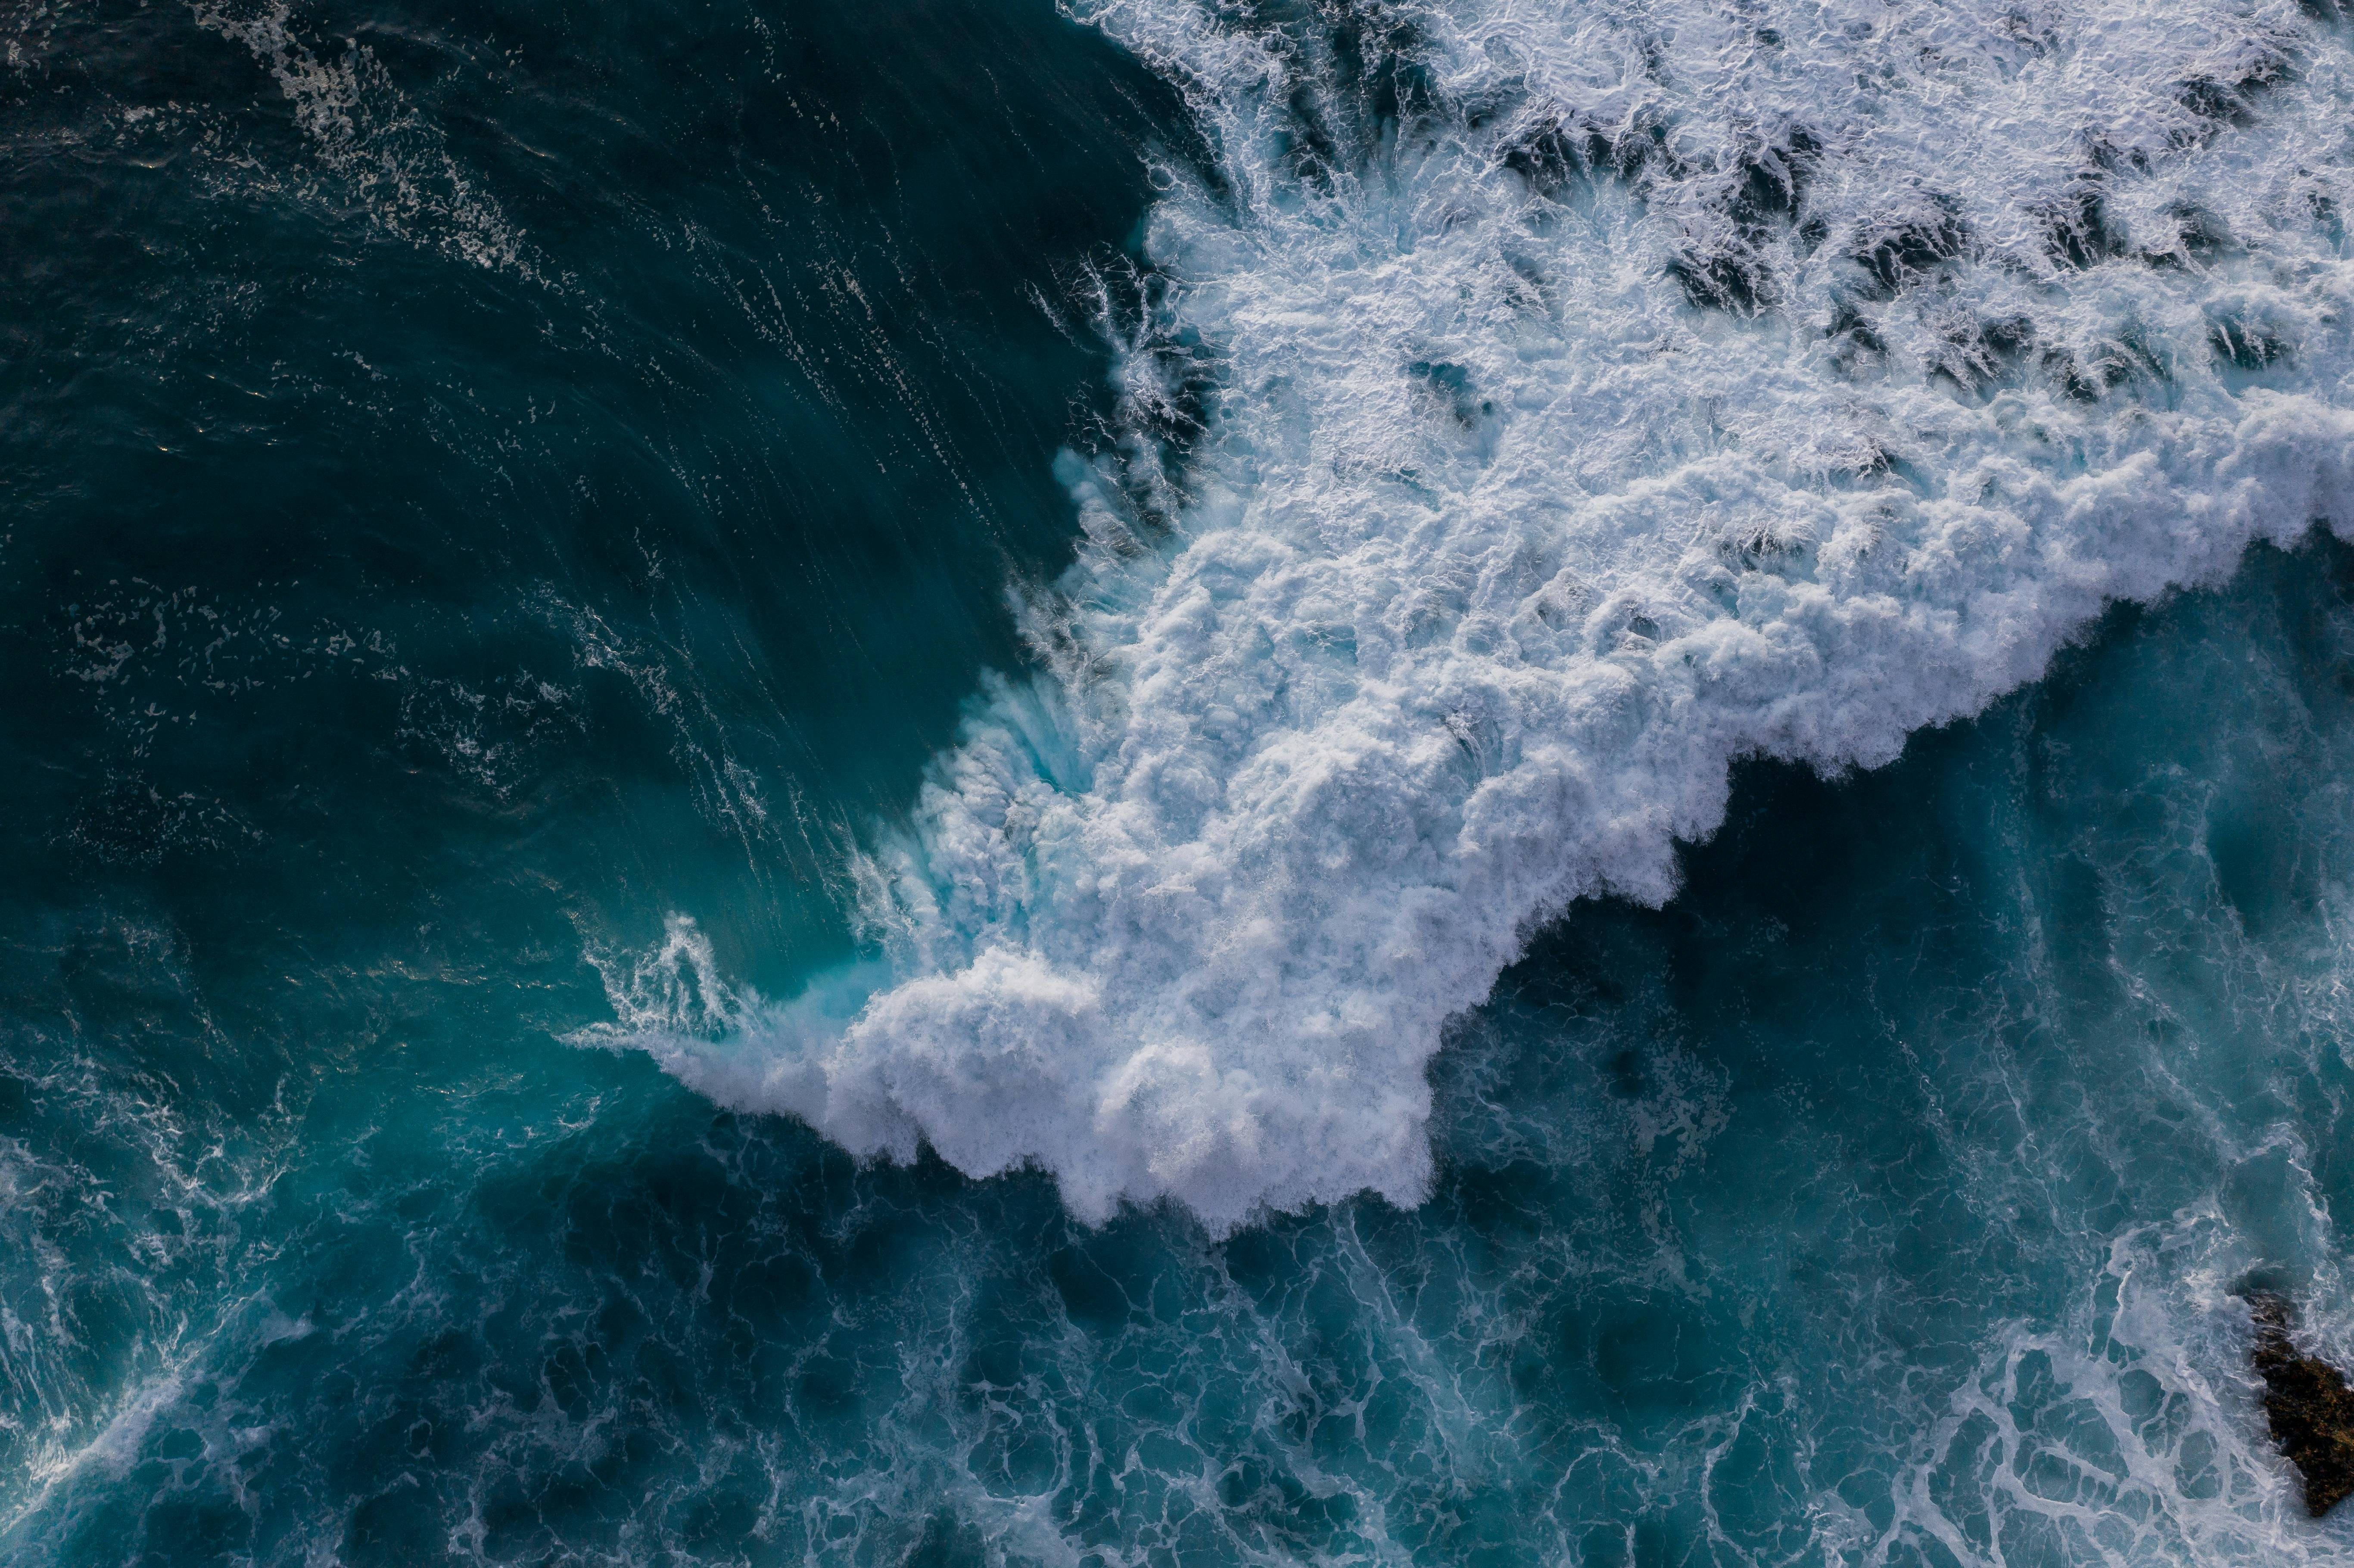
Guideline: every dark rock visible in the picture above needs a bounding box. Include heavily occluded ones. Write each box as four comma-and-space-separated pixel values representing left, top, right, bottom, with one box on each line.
2248, 1292, 2354, 1517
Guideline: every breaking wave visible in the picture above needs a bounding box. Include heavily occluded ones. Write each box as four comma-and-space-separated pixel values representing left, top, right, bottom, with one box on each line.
596, 0, 2354, 1227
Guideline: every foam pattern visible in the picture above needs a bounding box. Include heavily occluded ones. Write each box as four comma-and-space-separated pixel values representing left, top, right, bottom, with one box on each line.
620, 0, 2354, 1226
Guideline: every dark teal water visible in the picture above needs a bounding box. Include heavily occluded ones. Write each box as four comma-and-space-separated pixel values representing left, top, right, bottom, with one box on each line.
7, 0, 2354, 1563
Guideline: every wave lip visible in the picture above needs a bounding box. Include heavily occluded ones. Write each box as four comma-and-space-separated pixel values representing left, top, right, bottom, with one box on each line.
609, 0, 2354, 1228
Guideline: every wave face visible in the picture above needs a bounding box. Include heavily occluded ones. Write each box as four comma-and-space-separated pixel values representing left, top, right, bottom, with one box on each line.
629, 0, 2354, 1226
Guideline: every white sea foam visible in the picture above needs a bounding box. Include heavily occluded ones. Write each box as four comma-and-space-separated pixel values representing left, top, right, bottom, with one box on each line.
604, 0, 2354, 1228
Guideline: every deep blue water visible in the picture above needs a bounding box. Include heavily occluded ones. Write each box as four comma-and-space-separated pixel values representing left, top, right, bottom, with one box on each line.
7, 0, 2354, 1562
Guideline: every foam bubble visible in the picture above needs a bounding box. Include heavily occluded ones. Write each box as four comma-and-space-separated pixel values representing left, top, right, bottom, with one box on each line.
188, 0, 537, 276
610, 0, 2354, 1227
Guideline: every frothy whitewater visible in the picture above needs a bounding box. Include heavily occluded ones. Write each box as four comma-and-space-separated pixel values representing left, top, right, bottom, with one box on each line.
598, 0, 2354, 1227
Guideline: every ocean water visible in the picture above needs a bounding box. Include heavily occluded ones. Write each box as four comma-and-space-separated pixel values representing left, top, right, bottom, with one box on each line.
7, 0, 2354, 1562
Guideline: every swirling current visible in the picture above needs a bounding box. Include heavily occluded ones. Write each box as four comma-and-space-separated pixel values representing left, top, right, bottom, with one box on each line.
7, 0, 2354, 1563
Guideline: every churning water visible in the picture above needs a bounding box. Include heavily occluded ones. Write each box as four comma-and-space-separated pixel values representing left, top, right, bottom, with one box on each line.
7, 0, 2354, 1562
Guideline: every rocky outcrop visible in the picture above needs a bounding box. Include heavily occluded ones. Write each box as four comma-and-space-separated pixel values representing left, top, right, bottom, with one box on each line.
2249, 1292, 2354, 1517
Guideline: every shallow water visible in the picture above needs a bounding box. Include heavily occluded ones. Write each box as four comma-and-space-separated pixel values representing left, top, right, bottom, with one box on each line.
6, 0, 2354, 1562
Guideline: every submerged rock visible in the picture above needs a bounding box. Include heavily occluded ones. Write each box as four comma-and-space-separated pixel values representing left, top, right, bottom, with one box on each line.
2248, 1292, 2354, 1517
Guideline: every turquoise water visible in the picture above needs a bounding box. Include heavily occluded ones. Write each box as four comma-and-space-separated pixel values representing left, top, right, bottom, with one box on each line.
7, 0, 2354, 1562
